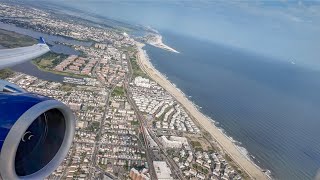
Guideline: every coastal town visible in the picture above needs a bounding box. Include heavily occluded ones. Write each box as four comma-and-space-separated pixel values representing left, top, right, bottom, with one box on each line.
0, 2, 270, 180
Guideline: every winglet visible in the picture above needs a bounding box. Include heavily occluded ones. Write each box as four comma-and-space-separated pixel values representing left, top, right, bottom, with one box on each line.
39, 37, 46, 44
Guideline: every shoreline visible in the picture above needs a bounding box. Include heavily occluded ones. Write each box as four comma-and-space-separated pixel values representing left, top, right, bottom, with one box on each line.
135, 42, 269, 180
145, 33, 180, 53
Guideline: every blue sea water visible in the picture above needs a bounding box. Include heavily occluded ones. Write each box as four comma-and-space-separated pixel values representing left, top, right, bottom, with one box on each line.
144, 32, 320, 179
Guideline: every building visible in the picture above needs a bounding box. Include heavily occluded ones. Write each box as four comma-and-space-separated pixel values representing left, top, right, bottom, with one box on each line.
130, 168, 139, 180
160, 136, 182, 149
138, 174, 150, 180
153, 161, 173, 180
129, 168, 150, 180
68, 102, 82, 111
159, 136, 189, 149
170, 136, 189, 146
95, 43, 106, 49
134, 76, 151, 88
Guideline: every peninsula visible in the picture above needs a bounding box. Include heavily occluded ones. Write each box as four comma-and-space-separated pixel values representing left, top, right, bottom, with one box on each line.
143, 33, 180, 53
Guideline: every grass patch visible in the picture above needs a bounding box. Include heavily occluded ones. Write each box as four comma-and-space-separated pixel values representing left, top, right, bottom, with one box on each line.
191, 141, 202, 147
0, 29, 37, 48
191, 140, 203, 151
86, 121, 100, 132
131, 121, 139, 126
60, 83, 73, 91
38, 59, 52, 67
120, 46, 136, 53
195, 147, 204, 151
130, 57, 147, 78
112, 86, 125, 97
32, 51, 68, 69
0, 69, 14, 79
192, 164, 209, 175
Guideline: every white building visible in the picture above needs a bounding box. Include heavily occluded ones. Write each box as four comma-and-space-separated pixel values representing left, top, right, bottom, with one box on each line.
170, 136, 189, 146
153, 161, 173, 180
159, 136, 189, 149
134, 76, 151, 88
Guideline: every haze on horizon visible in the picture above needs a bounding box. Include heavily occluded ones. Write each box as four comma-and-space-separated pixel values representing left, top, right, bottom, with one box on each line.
34, 0, 320, 69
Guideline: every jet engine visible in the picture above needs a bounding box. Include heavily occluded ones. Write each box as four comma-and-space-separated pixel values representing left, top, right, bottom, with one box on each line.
0, 80, 75, 180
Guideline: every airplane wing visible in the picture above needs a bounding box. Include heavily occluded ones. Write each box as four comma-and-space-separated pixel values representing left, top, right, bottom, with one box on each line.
0, 37, 50, 69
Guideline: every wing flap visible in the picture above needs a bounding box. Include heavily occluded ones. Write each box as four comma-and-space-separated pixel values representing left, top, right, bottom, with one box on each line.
0, 43, 50, 69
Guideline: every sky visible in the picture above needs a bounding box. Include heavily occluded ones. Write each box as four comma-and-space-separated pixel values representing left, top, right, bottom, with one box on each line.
35, 0, 320, 69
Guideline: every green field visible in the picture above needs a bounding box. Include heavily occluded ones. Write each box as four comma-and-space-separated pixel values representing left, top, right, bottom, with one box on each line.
0, 29, 37, 48
112, 86, 125, 97
32, 52, 68, 69
0, 69, 14, 79
60, 83, 73, 92
191, 141, 202, 147
130, 57, 147, 78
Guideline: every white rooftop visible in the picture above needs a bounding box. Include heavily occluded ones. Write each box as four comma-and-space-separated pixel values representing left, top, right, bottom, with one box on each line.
153, 161, 173, 180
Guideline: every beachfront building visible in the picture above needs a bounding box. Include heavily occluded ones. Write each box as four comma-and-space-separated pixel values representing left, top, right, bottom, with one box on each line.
130, 76, 200, 134
160, 136, 182, 149
159, 136, 190, 149
134, 76, 151, 88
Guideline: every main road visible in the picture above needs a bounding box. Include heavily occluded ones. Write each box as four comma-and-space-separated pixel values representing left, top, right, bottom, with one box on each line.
125, 58, 157, 179
125, 52, 185, 180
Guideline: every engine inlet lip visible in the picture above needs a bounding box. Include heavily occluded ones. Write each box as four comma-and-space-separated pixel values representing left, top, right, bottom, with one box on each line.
0, 100, 75, 180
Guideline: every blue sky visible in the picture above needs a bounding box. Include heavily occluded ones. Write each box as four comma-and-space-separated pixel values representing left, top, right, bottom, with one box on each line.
47, 0, 320, 68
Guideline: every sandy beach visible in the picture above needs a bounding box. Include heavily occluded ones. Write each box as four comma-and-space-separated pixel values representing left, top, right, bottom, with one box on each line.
145, 33, 180, 53
135, 42, 269, 180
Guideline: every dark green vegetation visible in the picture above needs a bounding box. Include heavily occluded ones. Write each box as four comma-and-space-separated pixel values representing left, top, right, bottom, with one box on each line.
191, 141, 203, 151
192, 163, 209, 174
32, 52, 68, 69
0, 29, 37, 48
86, 121, 100, 132
131, 121, 139, 126
191, 141, 201, 147
60, 83, 73, 92
0, 69, 14, 79
130, 57, 147, 78
120, 46, 136, 53
112, 86, 125, 97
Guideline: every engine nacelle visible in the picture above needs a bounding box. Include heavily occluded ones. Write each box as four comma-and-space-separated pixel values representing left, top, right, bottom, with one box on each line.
0, 92, 75, 180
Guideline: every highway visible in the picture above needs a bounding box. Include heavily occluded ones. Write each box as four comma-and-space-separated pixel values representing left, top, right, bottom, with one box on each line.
125, 55, 158, 179
125, 54, 186, 180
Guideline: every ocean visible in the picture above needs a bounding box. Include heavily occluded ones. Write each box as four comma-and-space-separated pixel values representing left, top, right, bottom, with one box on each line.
13, 1, 320, 179
144, 31, 320, 179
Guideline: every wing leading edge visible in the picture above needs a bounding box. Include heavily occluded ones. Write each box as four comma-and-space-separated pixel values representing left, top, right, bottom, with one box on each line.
0, 37, 50, 70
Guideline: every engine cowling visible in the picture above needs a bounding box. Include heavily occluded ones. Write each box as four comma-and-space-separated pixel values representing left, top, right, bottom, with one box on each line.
0, 92, 75, 180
